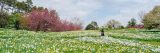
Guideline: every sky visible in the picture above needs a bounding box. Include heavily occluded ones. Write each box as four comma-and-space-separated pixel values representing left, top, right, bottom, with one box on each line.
32, 0, 160, 27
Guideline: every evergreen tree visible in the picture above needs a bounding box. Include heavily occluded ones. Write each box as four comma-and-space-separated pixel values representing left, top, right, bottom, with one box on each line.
127, 18, 137, 27
85, 21, 99, 30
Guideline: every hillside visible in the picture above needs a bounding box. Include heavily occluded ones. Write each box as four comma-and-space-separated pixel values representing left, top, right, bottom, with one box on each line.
0, 29, 160, 53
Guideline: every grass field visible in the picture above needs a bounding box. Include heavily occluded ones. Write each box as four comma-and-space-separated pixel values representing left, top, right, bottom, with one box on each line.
0, 28, 160, 53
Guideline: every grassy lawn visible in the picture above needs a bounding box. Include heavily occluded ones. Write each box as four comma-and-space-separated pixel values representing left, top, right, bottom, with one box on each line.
0, 28, 160, 53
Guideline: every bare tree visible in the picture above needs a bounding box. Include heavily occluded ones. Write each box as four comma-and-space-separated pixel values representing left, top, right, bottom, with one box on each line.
138, 11, 145, 21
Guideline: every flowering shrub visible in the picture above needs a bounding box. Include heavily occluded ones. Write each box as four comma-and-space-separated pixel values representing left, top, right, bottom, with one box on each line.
128, 25, 144, 29
24, 8, 82, 32
61, 19, 82, 31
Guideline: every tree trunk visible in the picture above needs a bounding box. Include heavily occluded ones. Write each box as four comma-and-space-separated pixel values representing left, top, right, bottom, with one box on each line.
36, 22, 41, 32
0, 3, 4, 11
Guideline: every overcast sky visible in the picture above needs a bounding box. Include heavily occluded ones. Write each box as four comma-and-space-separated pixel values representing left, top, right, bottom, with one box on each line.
32, 0, 160, 27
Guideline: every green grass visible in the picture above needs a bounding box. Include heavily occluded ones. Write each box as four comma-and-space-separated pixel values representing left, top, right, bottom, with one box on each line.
0, 28, 159, 53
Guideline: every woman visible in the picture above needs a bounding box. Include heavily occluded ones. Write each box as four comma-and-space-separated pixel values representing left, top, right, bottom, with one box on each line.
101, 29, 105, 36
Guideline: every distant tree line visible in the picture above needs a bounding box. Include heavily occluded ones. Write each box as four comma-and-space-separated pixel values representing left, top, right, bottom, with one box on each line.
85, 5, 160, 30
1, 0, 160, 31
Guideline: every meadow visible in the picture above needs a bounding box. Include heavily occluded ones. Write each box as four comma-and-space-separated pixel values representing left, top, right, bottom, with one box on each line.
0, 28, 160, 53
